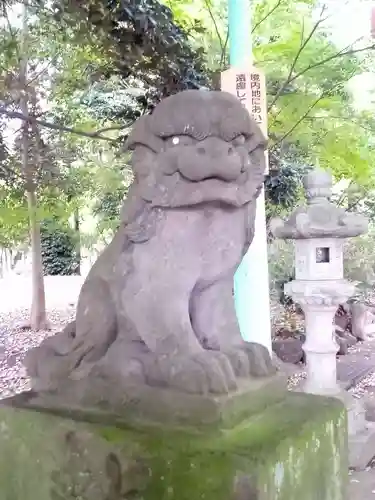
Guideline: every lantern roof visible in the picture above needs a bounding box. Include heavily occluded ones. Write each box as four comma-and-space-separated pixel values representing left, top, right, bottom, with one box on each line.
270, 168, 368, 240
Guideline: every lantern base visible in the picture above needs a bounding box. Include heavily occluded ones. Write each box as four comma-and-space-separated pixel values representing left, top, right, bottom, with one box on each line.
285, 279, 354, 396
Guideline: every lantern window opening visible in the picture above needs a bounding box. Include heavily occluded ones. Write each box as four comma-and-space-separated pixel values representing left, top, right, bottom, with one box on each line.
316, 247, 330, 263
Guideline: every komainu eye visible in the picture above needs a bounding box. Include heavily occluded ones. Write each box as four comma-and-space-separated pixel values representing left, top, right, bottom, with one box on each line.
166, 135, 195, 147
233, 134, 246, 146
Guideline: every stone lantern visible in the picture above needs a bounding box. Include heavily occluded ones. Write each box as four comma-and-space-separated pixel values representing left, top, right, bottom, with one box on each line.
271, 168, 368, 396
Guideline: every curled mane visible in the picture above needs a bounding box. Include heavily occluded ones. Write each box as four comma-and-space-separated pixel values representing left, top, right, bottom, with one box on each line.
120, 179, 164, 245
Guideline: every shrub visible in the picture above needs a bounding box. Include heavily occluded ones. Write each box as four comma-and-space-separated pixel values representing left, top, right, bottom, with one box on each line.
40, 220, 79, 276
344, 229, 375, 301
268, 239, 294, 302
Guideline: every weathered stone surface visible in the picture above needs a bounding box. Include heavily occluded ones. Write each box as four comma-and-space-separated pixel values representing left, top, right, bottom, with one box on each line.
0, 392, 347, 500
348, 423, 375, 470
3, 373, 287, 431
331, 391, 375, 470
25, 89, 275, 402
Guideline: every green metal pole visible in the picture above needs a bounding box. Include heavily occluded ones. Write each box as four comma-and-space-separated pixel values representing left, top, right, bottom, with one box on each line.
228, 0, 252, 66
228, 0, 272, 351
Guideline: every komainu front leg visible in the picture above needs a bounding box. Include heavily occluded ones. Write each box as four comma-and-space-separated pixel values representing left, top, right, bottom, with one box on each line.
229, 342, 276, 377
121, 282, 237, 394
190, 277, 276, 379
91, 337, 238, 395
142, 350, 237, 394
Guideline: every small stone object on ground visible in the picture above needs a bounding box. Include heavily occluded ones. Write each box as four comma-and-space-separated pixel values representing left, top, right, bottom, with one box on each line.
345, 332, 359, 348
272, 338, 304, 364
336, 327, 358, 348
352, 303, 369, 341
336, 335, 349, 356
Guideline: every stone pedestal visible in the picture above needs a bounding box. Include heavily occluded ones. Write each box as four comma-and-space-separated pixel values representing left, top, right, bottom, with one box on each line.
284, 279, 354, 397
303, 304, 340, 394
0, 389, 348, 500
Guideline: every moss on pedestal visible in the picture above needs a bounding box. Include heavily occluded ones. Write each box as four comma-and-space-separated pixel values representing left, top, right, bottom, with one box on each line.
0, 392, 347, 500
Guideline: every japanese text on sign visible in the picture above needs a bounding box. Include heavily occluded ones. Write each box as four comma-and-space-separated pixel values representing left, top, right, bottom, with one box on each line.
221, 66, 267, 135
249, 72, 263, 124
232, 71, 265, 126
221, 66, 268, 173
235, 73, 247, 104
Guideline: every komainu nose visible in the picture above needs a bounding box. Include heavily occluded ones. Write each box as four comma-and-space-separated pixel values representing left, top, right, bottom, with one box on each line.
197, 138, 234, 158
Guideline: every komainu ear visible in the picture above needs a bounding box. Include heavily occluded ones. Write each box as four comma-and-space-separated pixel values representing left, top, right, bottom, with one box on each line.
125, 115, 164, 154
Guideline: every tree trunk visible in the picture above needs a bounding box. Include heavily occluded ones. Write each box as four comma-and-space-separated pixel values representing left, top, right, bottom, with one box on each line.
73, 207, 81, 275
27, 189, 48, 329
20, 2, 48, 330
11, 251, 22, 269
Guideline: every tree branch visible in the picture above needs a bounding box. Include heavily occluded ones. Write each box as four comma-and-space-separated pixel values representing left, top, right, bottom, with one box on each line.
269, 38, 374, 110
271, 94, 326, 147
268, 5, 328, 110
0, 107, 122, 144
270, 67, 358, 148
288, 43, 375, 86
26, 53, 61, 87
0, 162, 24, 183
252, 0, 283, 34
305, 115, 375, 134
3, 3, 20, 60
336, 180, 353, 207
204, 0, 224, 55
95, 123, 133, 135
220, 28, 229, 69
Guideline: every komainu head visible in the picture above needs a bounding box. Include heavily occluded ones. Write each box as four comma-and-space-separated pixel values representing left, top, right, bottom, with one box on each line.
125, 90, 267, 191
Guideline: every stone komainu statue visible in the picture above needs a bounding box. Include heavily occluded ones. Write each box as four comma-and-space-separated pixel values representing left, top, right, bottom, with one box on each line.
26, 90, 275, 396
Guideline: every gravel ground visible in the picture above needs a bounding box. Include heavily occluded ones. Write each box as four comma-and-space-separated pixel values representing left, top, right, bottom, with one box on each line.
0, 275, 83, 399
0, 307, 76, 398
350, 370, 375, 399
